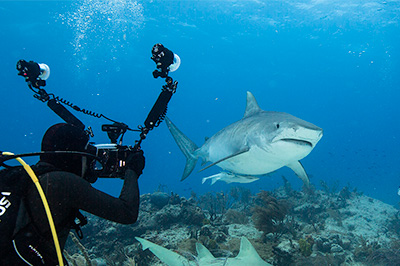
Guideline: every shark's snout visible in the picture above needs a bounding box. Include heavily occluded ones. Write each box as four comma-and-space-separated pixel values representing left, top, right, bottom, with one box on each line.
273, 124, 323, 148
318, 129, 323, 140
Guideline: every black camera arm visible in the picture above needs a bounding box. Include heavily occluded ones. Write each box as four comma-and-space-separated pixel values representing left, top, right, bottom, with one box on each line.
135, 76, 178, 149
133, 44, 179, 150
16, 59, 140, 140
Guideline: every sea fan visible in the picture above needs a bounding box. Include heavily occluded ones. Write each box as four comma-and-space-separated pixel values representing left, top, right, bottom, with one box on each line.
251, 191, 288, 236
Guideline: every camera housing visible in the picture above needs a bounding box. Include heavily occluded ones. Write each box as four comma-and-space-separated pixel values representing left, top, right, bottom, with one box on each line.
90, 144, 134, 178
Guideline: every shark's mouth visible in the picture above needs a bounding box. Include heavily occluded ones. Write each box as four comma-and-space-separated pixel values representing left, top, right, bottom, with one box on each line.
280, 138, 313, 147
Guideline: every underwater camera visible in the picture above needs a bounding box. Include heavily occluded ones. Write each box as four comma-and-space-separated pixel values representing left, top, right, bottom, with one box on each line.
9, 44, 180, 179
87, 123, 133, 178
89, 143, 133, 178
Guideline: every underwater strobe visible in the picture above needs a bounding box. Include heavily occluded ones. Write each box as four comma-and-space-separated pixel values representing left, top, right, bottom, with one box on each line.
16, 60, 50, 89
151, 43, 181, 79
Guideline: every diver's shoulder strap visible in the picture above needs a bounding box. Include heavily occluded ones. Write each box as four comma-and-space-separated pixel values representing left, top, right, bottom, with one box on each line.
0, 164, 59, 258
13, 164, 61, 236
0, 166, 29, 256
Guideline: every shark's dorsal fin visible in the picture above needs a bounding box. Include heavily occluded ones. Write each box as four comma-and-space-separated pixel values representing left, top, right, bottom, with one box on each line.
236, 237, 265, 262
198, 147, 250, 172
196, 242, 215, 260
243, 91, 262, 118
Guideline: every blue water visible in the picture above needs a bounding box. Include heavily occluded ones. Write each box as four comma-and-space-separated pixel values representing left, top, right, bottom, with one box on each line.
1, 0, 399, 205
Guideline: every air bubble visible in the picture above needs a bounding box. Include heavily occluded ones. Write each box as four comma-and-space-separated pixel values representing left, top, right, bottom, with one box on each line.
59, 0, 144, 66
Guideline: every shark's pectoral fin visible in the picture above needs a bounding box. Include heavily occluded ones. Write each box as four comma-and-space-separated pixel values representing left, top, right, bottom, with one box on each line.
135, 237, 190, 266
199, 147, 250, 172
286, 161, 310, 187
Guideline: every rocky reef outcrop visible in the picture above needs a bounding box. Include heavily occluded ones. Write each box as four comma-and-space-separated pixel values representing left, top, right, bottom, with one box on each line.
65, 183, 400, 265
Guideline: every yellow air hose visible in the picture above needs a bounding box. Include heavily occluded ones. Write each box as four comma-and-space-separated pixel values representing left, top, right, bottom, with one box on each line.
2, 152, 64, 266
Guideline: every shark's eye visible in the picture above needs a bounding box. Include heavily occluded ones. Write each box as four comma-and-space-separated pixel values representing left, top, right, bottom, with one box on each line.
276, 123, 280, 129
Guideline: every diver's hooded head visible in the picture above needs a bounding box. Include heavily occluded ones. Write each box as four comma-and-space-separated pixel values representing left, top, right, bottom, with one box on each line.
40, 123, 89, 176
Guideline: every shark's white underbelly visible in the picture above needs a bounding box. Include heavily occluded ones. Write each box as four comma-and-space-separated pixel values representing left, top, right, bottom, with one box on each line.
208, 145, 289, 175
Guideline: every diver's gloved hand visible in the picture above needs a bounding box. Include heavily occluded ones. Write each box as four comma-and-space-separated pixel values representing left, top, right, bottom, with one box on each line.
126, 150, 145, 176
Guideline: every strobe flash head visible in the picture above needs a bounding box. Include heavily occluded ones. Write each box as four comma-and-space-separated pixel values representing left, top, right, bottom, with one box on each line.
38, 63, 50, 80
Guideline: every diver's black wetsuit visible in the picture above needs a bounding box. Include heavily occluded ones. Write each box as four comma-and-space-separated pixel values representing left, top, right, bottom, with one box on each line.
1, 162, 140, 265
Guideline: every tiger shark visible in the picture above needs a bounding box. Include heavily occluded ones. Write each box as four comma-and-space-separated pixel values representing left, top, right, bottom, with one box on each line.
135, 236, 271, 266
165, 91, 323, 186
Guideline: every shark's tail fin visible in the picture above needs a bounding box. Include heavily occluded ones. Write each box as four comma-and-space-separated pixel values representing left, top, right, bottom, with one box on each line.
165, 117, 199, 181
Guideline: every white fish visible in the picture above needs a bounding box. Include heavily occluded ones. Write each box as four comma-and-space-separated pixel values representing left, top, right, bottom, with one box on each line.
201, 172, 259, 185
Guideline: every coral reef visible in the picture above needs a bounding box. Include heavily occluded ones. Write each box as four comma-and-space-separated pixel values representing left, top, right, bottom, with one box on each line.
251, 191, 288, 238
298, 237, 313, 257
149, 192, 170, 209
64, 184, 400, 266
224, 209, 248, 225
198, 191, 229, 222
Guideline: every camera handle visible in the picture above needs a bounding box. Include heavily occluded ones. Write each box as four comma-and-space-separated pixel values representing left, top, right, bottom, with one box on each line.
135, 76, 178, 150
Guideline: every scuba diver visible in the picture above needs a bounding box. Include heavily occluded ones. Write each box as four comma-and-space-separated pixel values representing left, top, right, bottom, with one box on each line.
1, 43, 179, 265
0, 123, 145, 265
